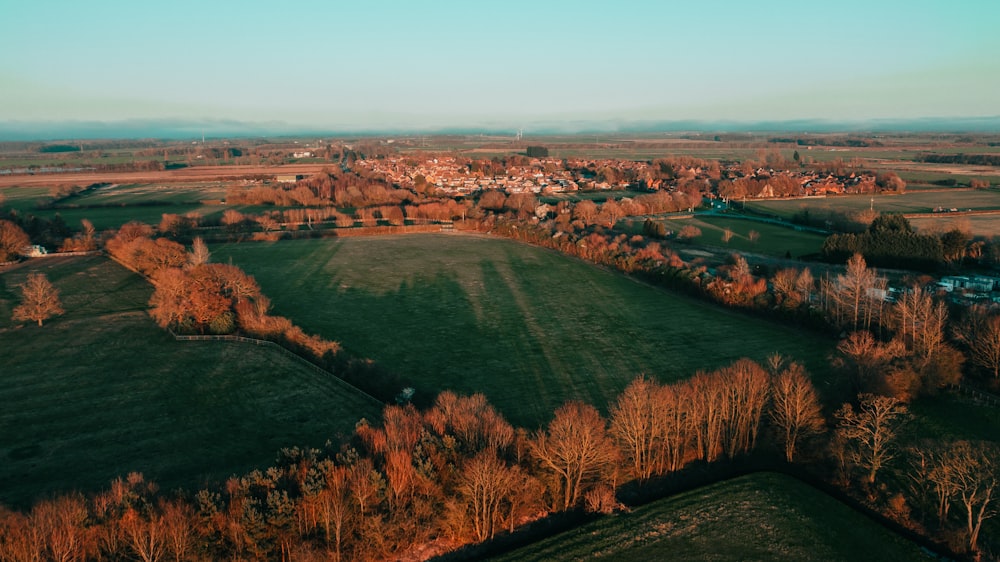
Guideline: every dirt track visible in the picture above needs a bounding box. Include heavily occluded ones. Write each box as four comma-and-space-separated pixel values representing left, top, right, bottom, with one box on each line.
0, 164, 336, 188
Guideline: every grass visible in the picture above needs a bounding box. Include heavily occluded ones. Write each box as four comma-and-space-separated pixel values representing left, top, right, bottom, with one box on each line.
213, 234, 835, 428
909, 214, 1000, 238
0, 256, 381, 508
490, 472, 925, 561
60, 182, 229, 206
627, 214, 826, 258
747, 190, 1000, 220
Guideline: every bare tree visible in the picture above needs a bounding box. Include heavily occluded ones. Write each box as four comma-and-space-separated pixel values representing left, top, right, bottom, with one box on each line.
770, 363, 825, 462
719, 359, 770, 459
188, 237, 211, 267
836, 331, 904, 391
13, 273, 64, 326
0, 219, 30, 261
795, 268, 815, 305
459, 452, 516, 542
957, 306, 1000, 379
892, 285, 948, 365
950, 441, 998, 553
830, 253, 883, 330
610, 377, 660, 480
530, 401, 617, 510
121, 507, 164, 562
571, 200, 599, 225
835, 393, 907, 484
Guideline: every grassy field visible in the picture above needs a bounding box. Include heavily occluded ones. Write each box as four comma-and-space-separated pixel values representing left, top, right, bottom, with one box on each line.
0, 185, 54, 211
0, 256, 381, 508
747, 190, 1000, 219
491, 472, 925, 561
626, 214, 826, 258
213, 234, 835, 427
62, 182, 229, 206
909, 214, 1000, 237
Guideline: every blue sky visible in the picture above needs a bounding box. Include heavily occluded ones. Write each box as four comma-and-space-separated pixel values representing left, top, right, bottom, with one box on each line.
2, 0, 998, 132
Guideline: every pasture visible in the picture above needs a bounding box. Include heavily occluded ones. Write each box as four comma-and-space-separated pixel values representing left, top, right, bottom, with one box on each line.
213, 234, 835, 427
0, 256, 381, 508
491, 472, 925, 562
909, 214, 1000, 238
747, 190, 1000, 219
61, 182, 229, 206
628, 214, 826, 258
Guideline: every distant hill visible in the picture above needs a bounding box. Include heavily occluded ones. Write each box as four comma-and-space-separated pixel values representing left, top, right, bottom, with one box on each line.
1, 115, 999, 141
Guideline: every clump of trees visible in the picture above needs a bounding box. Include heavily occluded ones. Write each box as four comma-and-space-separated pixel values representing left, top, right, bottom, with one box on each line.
823, 214, 943, 270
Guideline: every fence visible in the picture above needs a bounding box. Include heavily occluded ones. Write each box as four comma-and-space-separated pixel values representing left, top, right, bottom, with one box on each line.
168, 329, 385, 407
952, 384, 1000, 408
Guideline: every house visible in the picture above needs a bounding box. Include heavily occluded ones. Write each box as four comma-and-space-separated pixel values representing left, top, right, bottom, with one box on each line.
21, 245, 47, 257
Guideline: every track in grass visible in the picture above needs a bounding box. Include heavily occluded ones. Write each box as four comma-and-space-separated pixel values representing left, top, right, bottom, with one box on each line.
0, 256, 381, 508
490, 472, 925, 562
214, 234, 835, 427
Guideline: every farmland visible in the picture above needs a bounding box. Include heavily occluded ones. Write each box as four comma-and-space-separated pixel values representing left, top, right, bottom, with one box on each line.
491, 472, 925, 562
626, 214, 827, 258
0, 256, 381, 507
213, 233, 836, 427
746, 189, 1000, 220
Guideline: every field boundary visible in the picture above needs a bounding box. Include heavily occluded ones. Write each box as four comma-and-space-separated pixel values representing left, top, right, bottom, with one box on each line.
952, 383, 1000, 408
167, 329, 385, 408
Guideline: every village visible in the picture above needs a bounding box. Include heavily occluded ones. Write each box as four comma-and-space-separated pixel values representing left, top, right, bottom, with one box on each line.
349, 152, 882, 199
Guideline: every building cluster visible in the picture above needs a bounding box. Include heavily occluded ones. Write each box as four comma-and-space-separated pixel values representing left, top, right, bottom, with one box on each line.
353, 156, 586, 194
939, 275, 1000, 306
352, 154, 884, 200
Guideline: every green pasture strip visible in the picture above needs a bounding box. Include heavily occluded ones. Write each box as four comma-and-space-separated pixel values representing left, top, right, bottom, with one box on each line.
491, 472, 924, 562
214, 234, 834, 428
0, 256, 379, 508
747, 190, 1000, 220
629, 215, 825, 258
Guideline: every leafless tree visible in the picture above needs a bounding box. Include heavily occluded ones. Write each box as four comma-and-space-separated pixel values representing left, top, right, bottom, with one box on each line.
0, 219, 30, 261
835, 393, 907, 484
770, 363, 825, 462
956, 306, 1000, 379
188, 237, 211, 267
459, 452, 516, 542
610, 376, 660, 480
13, 272, 64, 326
530, 401, 617, 510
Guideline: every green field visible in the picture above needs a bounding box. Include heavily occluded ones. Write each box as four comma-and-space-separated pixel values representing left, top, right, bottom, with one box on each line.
0, 185, 54, 211
629, 214, 826, 258
908, 214, 1000, 238
747, 190, 1000, 220
491, 472, 925, 561
213, 234, 835, 427
0, 256, 381, 508
63, 182, 229, 206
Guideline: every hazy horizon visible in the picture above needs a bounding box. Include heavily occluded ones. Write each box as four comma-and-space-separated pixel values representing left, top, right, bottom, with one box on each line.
3, 1, 999, 139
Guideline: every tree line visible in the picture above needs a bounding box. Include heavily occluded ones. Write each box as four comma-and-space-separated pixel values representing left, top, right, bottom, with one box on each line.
1, 360, 995, 559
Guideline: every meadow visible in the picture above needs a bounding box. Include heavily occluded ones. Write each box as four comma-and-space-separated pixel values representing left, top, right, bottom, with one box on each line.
747, 190, 1000, 219
0, 256, 381, 507
626, 214, 827, 258
491, 472, 925, 561
213, 234, 835, 427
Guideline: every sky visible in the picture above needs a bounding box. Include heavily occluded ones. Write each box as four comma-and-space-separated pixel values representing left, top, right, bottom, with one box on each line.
2, 0, 999, 134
